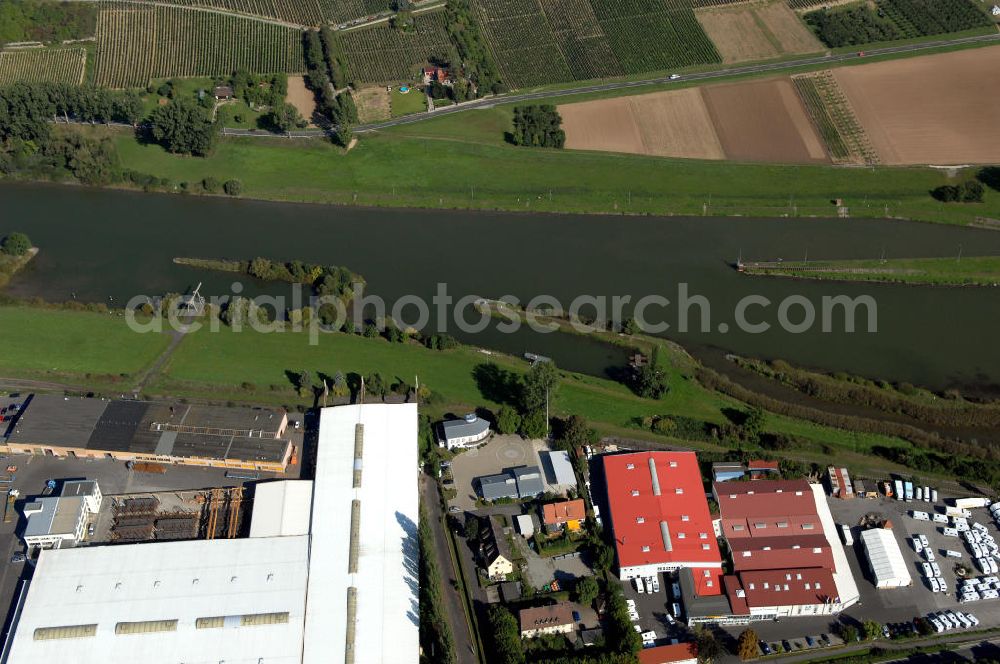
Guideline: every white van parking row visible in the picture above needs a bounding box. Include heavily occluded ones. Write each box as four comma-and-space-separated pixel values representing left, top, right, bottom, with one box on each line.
927, 610, 979, 633
634, 576, 660, 594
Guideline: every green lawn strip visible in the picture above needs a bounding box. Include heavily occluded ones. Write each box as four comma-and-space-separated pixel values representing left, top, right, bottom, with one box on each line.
0, 306, 171, 378
111, 129, 1000, 225
742, 255, 1000, 286
391, 88, 427, 117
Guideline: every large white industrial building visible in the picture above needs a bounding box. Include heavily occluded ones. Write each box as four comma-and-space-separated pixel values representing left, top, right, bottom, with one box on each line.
2, 403, 419, 664
861, 527, 913, 589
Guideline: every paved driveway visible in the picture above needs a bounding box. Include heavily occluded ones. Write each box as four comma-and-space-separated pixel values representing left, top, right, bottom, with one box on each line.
447, 435, 546, 511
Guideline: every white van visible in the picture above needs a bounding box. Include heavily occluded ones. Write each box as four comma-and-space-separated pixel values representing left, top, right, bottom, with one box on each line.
943, 527, 959, 537
945, 550, 963, 559
912, 511, 930, 521
933, 513, 949, 524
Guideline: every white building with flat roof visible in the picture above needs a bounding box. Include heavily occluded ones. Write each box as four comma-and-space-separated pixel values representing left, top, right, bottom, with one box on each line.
3, 404, 419, 664
302, 403, 419, 664
249, 480, 314, 538
22, 480, 102, 550
3, 536, 310, 664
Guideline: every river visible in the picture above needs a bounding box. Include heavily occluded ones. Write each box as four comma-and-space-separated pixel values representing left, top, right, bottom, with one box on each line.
3, 181, 1000, 394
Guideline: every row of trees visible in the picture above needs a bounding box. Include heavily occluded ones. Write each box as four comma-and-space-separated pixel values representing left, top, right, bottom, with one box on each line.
418, 509, 456, 663
444, 0, 503, 96
302, 28, 358, 146
0, 82, 141, 144
932, 179, 984, 203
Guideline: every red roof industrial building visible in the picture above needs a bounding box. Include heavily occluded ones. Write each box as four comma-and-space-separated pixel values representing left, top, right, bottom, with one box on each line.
713, 479, 854, 619
602, 451, 723, 595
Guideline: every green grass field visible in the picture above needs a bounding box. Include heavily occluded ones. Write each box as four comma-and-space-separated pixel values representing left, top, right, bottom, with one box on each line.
743, 255, 1000, 286
0, 306, 170, 379
111, 120, 1000, 226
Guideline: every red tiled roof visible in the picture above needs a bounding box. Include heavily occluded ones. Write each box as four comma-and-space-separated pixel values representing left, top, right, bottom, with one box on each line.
638, 643, 698, 664
729, 534, 833, 572
543, 499, 586, 525
721, 514, 822, 541
747, 459, 779, 471
715, 479, 817, 526
603, 452, 722, 581
726, 568, 838, 610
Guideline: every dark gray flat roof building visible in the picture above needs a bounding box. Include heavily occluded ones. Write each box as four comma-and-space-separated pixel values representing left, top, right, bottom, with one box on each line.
7, 395, 290, 470
477, 466, 544, 500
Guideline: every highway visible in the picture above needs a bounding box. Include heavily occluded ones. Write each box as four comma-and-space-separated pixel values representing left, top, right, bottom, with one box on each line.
216, 31, 1000, 139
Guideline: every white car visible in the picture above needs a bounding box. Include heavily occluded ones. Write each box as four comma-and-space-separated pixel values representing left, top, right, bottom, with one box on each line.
651, 577, 660, 593
645, 577, 654, 593
669, 74, 680, 80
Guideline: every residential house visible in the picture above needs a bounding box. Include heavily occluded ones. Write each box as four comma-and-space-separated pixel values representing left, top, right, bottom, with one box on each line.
480, 518, 514, 581
519, 602, 576, 638
438, 413, 491, 450
542, 499, 586, 533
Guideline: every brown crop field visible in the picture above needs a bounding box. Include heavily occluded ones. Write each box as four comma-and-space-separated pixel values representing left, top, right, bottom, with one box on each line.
561, 77, 828, 163
696, 2, 821, 64
696, 8, 777, 63
560, 88, 724, 160
703, 78, 828, 163
286, 75, 318, 125
833, 47, 1000, 165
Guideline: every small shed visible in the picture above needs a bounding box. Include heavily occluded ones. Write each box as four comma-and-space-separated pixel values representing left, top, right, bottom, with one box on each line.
212, 85, 234, 100
515, 513, 536, 538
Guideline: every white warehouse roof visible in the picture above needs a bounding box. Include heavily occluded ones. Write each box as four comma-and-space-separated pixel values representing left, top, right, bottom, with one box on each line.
4, 536, 310, 664
3, 403, 419, 664
545, 450, 577, 487
302, 403, 419, 664
861, 528, 912, 588
250, 480, 314, 538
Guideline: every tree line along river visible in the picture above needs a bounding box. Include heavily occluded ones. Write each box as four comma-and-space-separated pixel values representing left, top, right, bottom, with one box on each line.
3, 181, 1000, 396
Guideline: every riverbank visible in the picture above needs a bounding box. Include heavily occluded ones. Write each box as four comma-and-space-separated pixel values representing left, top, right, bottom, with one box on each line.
740, 255, 1000, 286
8, 119, 993, 226
0, 301, 988, 485
0, 247, 38, 288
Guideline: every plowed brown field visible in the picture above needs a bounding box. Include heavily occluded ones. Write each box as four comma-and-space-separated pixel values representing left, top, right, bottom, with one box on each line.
703, 78, 828, 164
833, 47, 1000, 165
560, 88, 724, 160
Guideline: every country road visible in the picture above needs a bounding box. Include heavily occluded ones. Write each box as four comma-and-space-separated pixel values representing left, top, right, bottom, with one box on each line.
214, 31, 1000, 139
420, 475, 478, 664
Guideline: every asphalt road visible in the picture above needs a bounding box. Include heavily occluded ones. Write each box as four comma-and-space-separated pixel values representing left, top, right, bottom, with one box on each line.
421, 475, 478, 664
215, 32, 1000, 140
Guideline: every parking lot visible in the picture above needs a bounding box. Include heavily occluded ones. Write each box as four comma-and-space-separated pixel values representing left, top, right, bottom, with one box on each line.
619, 572, 689, 645
826, 493, 1000, 631
446, 435, 565, 511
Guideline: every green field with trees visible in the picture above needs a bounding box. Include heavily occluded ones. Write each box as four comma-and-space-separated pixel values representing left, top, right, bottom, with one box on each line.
0, 1, 97, 46
805, 0, 993, 48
